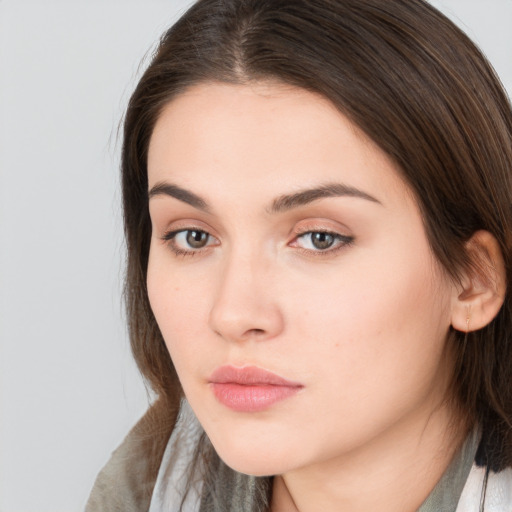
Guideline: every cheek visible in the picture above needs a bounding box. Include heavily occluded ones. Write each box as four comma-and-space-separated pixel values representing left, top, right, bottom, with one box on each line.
287, 246, 453, 389
146, 248, 215, 370
275, 258, 453, 455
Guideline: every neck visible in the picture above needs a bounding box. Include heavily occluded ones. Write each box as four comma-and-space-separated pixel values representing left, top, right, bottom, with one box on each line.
271, 401, 467, 512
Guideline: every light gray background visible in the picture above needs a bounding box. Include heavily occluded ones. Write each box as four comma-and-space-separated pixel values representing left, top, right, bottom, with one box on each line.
0, 1, 510, 511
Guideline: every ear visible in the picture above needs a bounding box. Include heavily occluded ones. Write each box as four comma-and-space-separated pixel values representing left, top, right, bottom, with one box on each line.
451, 230, 507, 333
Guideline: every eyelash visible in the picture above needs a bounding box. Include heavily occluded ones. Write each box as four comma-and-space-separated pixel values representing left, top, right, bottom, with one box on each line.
161, 228, 354, 258
161, 228, 218, 257
292, 230, 354, 257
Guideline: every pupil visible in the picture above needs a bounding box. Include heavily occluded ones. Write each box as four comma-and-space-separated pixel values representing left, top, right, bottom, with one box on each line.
186, 230, 207, 248
312, 232, 334, 250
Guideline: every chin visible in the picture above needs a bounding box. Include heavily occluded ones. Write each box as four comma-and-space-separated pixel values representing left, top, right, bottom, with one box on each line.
218, 453, 288, 477
208, 436, 299, 477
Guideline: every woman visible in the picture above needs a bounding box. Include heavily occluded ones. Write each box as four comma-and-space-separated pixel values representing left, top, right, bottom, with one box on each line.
86, 0, 512, 510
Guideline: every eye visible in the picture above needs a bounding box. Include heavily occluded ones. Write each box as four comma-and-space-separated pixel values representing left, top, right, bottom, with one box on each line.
162, 228, 218, 255
293, 231, 353, 252
181, 229, 210, 249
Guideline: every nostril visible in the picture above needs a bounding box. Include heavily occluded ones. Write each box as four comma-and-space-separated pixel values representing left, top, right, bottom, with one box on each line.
240, 328, 267, 340
212, 327, 266, 340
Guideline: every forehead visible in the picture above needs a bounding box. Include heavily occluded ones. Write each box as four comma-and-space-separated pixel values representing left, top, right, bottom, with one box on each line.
149, 81, 362, 160
147, 81, 411, 207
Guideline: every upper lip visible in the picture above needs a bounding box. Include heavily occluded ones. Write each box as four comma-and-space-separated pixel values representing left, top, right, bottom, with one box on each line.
209, 365, 303, 387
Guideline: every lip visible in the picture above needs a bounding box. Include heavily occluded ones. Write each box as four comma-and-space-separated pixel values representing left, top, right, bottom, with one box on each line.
208, 365, 303, 412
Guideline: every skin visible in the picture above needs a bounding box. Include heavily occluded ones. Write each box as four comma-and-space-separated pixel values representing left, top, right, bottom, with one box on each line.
146, 82, 467, 512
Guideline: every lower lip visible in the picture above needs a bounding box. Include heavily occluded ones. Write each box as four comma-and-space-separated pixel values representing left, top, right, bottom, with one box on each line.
210, 383, 301, 412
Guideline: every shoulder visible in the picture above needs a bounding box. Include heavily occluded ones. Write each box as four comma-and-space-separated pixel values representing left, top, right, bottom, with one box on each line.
85, 427, 154, 512
85, 400, 177, 512
457, 465, 512, 512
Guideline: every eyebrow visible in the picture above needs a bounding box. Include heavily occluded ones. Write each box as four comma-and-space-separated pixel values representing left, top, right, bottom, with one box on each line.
148, 182, 210, 212
147, 181, 381, 213
269, 183, 381, 213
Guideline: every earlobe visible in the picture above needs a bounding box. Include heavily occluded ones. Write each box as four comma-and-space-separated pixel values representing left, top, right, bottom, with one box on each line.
451, 230, 507, 333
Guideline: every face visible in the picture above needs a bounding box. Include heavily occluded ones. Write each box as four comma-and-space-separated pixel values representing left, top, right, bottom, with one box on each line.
146, 82, 458, 477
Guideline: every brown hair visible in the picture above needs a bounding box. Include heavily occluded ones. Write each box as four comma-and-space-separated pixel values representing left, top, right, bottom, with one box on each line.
121, 0, 512, 498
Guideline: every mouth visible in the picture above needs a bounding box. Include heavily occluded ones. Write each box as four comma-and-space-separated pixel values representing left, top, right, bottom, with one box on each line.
208, 365, 304, 412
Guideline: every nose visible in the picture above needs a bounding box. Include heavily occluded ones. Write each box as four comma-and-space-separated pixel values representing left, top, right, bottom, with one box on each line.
208, 253, 284, 343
